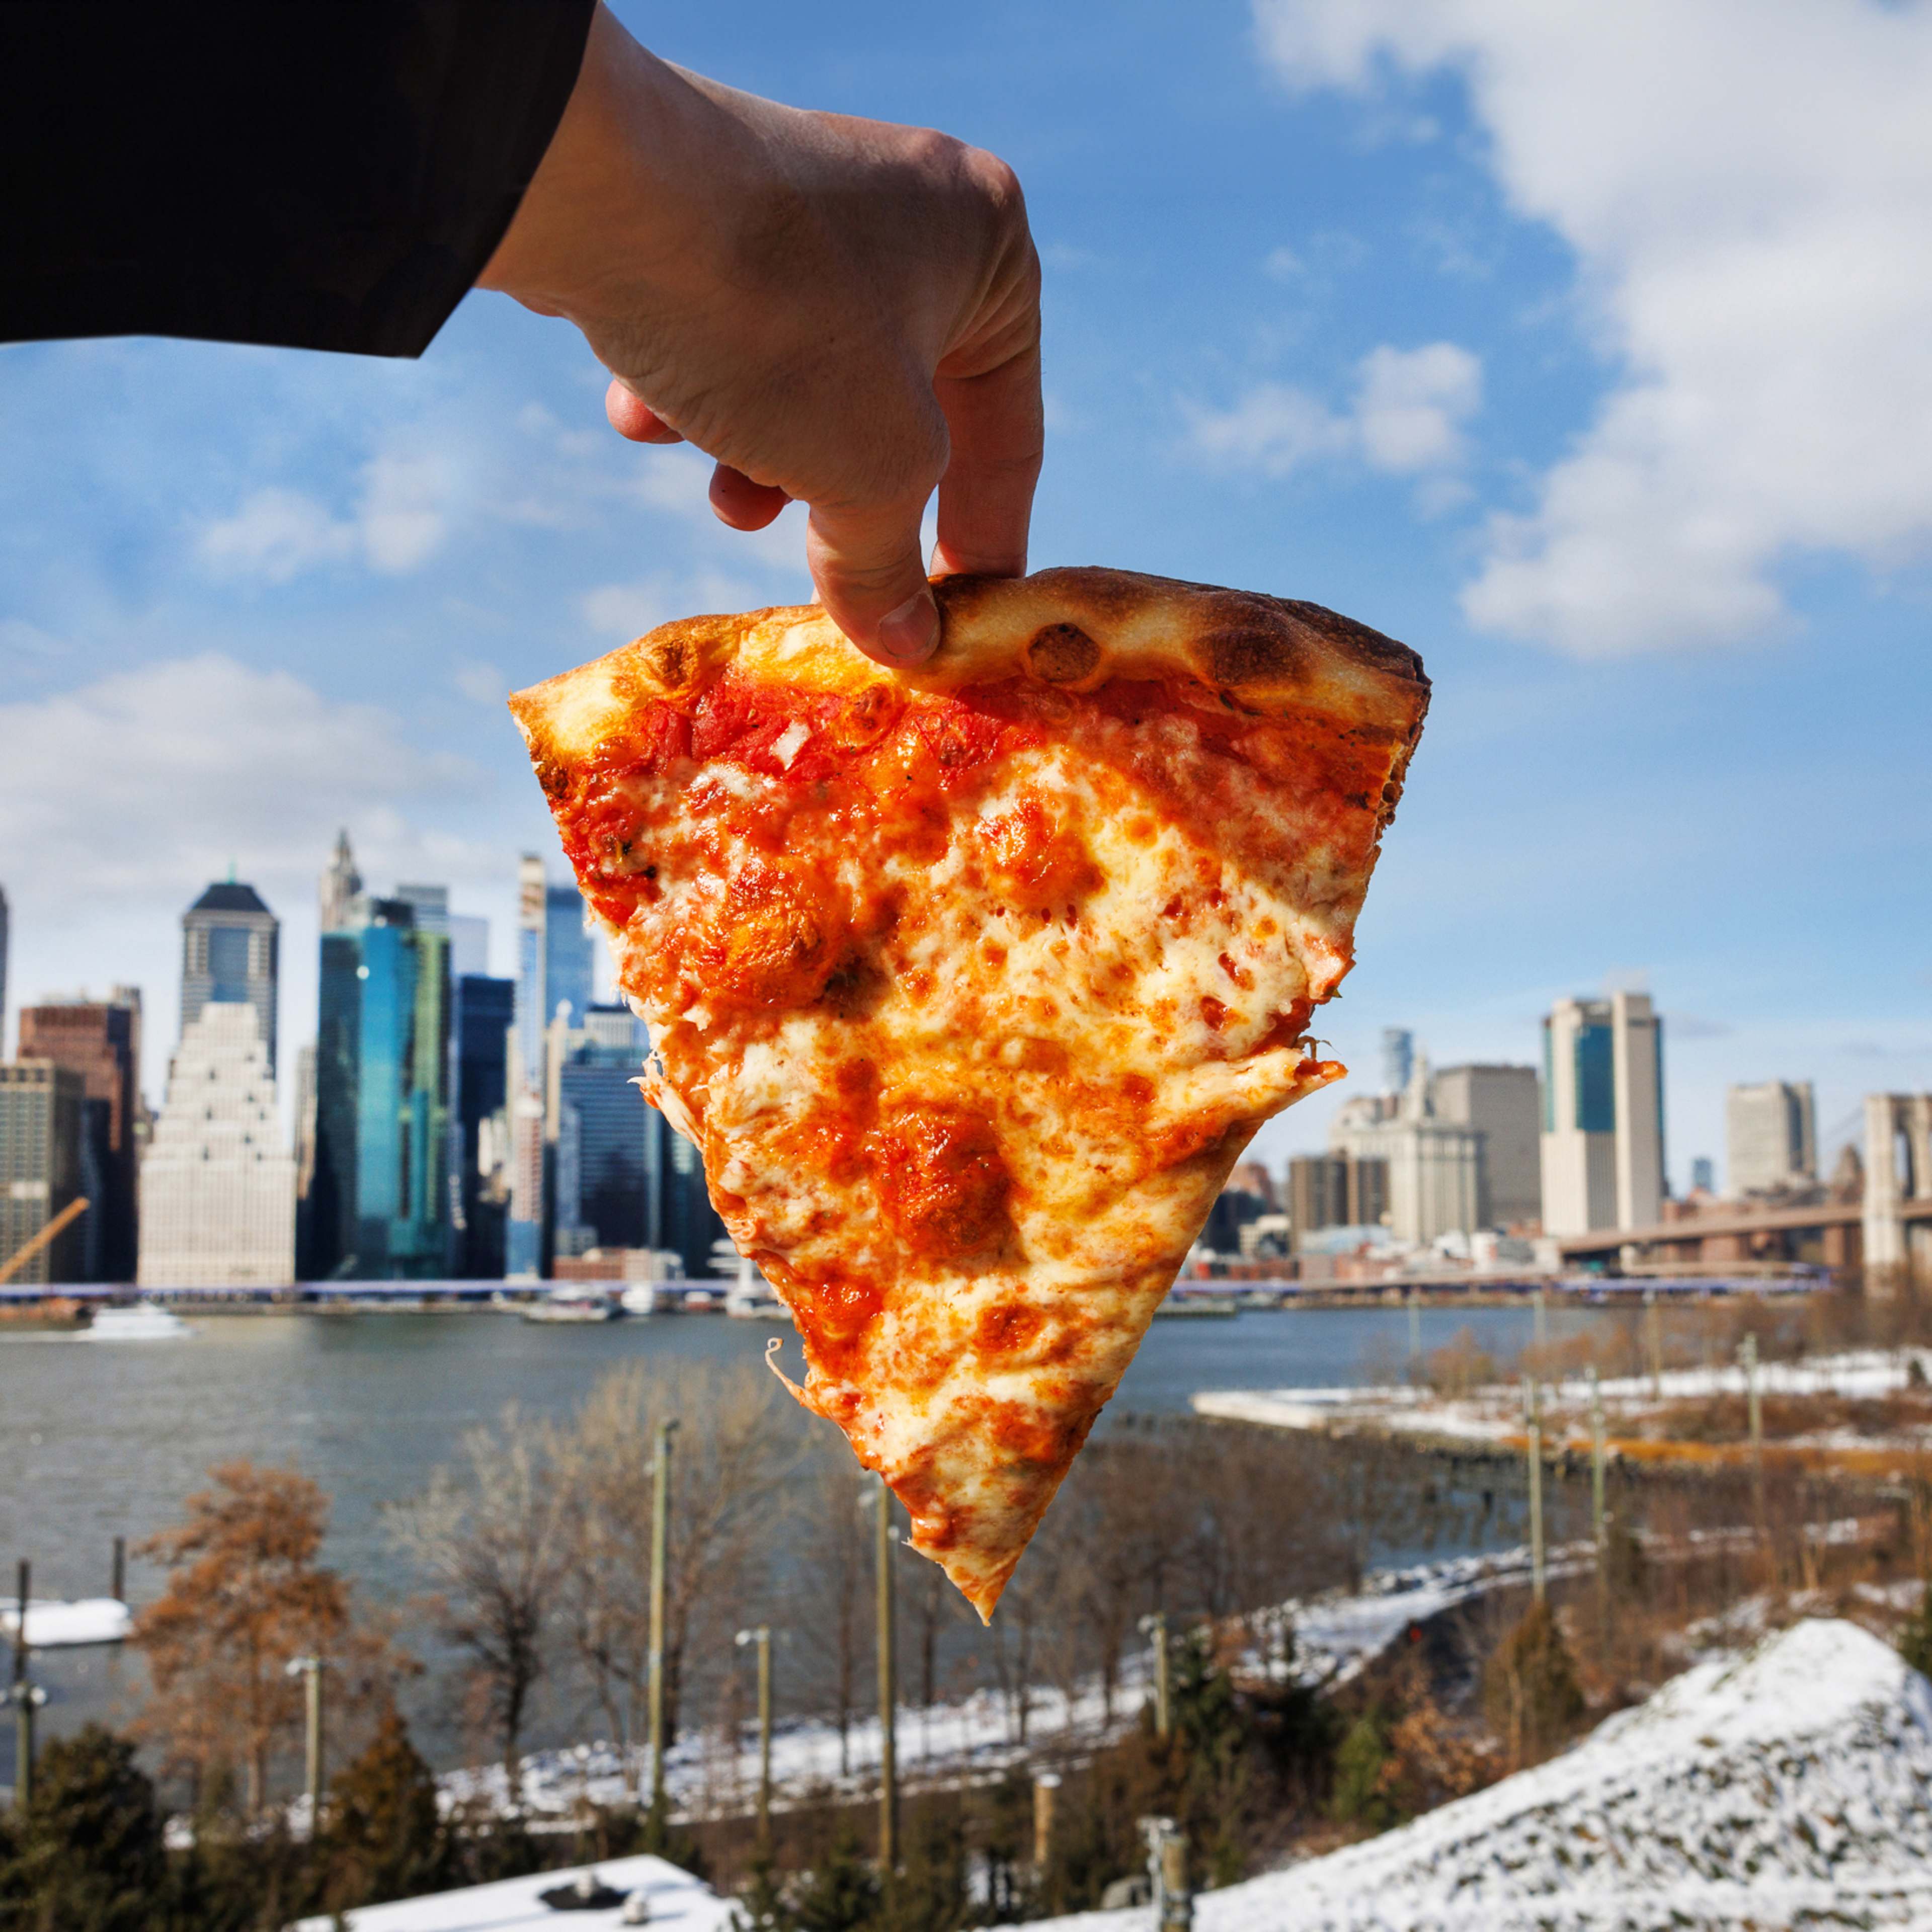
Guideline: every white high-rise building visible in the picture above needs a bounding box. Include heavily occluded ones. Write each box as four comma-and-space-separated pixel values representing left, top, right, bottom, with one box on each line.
1540, 991, 1665, 1236
1726, 1080, 1816, 1194
1431, 1063, 1544, 1230
1330, 1051, 1481, 1246
138, 1003, 294, 1287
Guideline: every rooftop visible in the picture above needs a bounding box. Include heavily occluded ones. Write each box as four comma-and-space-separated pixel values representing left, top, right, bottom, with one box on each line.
187, 881, 272, 916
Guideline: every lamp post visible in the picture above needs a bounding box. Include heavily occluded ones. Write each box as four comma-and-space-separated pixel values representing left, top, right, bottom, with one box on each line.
648, 1418, 679, 1811
873, 1475, 898, 1871
1139, 1815, 1191, 1932
735, 1626, 773, 1849
1739, 1332, 1763, 1528
1522, 1377, 1545, 1604
1588, 1365, 1607, 1551
1139, 1612, 1171, 1739
284, 1654, 326, 1833
10, 1559, 36, 1811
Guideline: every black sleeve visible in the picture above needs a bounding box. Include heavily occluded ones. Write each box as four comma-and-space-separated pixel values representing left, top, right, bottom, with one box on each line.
1, 1, 596, 359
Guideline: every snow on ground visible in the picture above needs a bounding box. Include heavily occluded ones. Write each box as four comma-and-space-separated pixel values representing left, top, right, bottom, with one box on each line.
439, 1547, 1565, 1824
0, 1595, 132, 1648
288, 1852, 730, 1932
1195, 1346, 1932, 1450
1017, 1619, 1932, 1932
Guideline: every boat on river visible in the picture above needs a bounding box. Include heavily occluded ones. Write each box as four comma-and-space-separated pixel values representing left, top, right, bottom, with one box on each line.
83, 1301, 192, 1341
521, 1291, 619, 1324
1153, 1291, 1240, 1318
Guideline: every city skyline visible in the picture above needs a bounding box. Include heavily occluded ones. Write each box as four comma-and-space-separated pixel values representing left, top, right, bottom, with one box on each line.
3, 5, 1928, 1201
0, 836, 1904, 1203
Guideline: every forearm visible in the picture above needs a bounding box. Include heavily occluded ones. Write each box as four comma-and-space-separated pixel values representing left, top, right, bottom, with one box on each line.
1, 1, 595, 358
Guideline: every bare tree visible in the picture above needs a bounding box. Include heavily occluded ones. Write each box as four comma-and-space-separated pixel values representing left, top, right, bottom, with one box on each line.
791, 1454, 872, 1774
387, 1403, 570, 1801
550, 1357, 796, 1787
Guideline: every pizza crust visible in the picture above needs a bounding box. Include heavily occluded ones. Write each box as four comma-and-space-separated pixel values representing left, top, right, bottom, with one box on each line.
516, 568, 1427, 806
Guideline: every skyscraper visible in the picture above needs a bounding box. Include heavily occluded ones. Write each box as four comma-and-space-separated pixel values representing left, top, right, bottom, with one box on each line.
1540, 991, 1665, 1235
1430, 1063, 1544, 1230
138, 1003, 294, 1287
180, 878, 280, 1074
319, 830, 363, 934
554, 1005, 652, 1253
311, 894, 453, 1279
0, 1061, 85, 1284
18, 990, 142, 1280
1330, 1051, 1481, 1245
545, 883, 595, 1024
507, 855, 547, 1279
1726, 1080, 1817, 1194
1381, 1027, 1414, 1097
453, 972, 515, 1276
393, 882, 450, 938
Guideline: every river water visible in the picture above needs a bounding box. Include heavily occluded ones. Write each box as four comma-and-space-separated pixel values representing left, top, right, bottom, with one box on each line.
0, 1301, 1587, 1778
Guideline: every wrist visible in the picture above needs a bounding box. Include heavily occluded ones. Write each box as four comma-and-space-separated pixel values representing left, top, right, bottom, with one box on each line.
479, 6, 744, 335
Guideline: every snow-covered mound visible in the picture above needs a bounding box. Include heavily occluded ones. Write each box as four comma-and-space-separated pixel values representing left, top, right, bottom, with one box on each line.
1025, 1619, 1932, 1932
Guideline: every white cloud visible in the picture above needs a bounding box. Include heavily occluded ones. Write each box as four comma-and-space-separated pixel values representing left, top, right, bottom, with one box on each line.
1185, 342, 1482, 481
627, 444, 811, 576
1254, 0, 1932, 656
196, 442, 467, 583
356, 448, 462, 573
579, 569, 774, 641
197, 487, 356, 583
452, 660, 510, 705
0, 654, 489, 910
1354, 342, 1483, 470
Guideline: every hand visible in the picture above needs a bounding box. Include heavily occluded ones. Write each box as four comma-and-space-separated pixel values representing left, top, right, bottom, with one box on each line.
479, 4, 1043, 668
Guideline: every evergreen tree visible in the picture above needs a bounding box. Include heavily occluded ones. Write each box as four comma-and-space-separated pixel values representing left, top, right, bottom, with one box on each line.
1483, 1600, 1586, 1767
1899, 1582, 1932, 1680
319, 1709, 445, 1912
881, 1798, 971, 1932
0, 1724, 168, 1932
732, 1852, 796, 1932
1329, 1711, 1400, 1832
786, 1829, 880, 1932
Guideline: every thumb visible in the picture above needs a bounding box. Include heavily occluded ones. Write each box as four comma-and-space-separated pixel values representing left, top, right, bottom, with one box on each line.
806, 496, 941, 670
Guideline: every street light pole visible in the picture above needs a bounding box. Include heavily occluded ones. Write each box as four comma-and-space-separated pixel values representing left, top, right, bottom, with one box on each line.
874, 1475, 898, 1871
1740, 1332, 1763, 1528
9, 1560, 38, 1812
285, 1655, 325, 1833
1588, 1366, 1606, 1549
1522, 1377, 1545, 1604
735, 1626, 773, 1850
1140, 1612, 1171, 1739
648, 1417, 679, 1811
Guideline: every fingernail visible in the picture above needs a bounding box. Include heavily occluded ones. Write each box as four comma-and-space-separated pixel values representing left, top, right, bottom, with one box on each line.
876, 589, 940, 666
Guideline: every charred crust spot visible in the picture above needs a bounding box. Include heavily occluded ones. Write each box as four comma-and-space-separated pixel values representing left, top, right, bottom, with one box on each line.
1197, 625, 1303, 691
1276, 598, 1427, 686
629, 612, 743, 697
646, 637, 695, 690
1023, 622, 1102, 685
534, 755, 570, 800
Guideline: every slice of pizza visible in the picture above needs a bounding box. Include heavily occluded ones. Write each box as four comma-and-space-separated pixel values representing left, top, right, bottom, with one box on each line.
510, 568, 1426, 1617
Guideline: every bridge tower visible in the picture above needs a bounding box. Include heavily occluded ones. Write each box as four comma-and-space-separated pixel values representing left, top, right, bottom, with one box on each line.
1863, 1094, 1932, 1288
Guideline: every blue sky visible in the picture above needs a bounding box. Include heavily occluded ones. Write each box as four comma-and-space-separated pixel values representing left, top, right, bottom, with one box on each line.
3, 0, 1929, 1188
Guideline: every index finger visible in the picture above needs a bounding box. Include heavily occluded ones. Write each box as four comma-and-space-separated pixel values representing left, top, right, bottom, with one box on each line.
930, 334, 1044, 580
